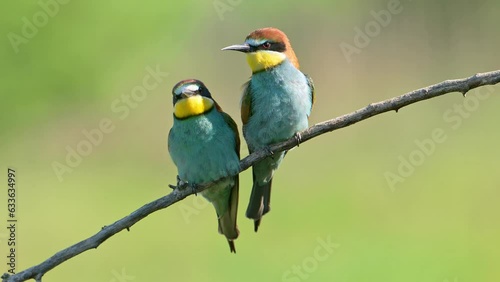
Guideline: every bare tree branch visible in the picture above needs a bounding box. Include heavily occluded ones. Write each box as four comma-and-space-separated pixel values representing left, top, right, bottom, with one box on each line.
3, 70, 499, 282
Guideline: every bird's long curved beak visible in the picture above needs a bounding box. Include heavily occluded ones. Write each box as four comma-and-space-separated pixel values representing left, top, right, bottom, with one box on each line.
221, 44, 251, 52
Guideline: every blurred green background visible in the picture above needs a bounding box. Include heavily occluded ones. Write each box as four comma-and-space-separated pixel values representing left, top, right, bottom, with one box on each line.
1, 0, 499, 281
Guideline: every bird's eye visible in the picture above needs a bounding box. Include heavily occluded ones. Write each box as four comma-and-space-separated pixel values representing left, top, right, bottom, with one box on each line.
262, 42, 271, 49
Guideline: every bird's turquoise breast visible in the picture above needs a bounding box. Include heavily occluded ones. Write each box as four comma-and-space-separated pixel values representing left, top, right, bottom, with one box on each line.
168, 109, 240, 184
244, 60, 312, 150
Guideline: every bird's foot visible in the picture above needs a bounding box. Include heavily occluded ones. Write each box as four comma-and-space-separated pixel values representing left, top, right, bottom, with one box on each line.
170, 176, 200, 195
189, 183, 199, 196
263, 145, 274, 156
169, 175, 190, 191
294, 132, 302, 147
168, 175, 182, 189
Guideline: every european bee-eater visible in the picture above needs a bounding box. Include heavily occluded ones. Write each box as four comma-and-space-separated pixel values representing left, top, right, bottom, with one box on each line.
168, 79, 241, 253
222, 28, 315, 232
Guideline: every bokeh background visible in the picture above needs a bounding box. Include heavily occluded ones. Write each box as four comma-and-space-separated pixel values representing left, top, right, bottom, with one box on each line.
1, 0, 499, 281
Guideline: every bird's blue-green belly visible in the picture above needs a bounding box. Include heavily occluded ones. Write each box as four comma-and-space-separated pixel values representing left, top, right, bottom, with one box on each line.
168, 109, 240, 184
243, 60, 312, 151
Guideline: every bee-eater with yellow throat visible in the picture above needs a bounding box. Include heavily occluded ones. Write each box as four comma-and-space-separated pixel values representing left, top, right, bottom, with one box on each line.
222, 27, 315, 232
168, 79, 240, 252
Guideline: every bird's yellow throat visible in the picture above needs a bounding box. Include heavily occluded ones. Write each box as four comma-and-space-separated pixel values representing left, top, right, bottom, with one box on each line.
246, 51, 286, 73
174, 96, 214, 119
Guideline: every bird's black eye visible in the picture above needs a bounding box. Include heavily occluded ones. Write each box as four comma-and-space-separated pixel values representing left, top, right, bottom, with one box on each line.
262, 42, 271, 49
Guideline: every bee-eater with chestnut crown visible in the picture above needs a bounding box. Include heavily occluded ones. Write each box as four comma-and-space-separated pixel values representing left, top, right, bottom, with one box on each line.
168, 79, 241, 252
222, 27, 315, 232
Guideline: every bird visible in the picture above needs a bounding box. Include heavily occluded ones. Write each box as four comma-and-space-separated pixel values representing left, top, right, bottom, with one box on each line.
222, 27, 315, 232
168, 79, 241, 253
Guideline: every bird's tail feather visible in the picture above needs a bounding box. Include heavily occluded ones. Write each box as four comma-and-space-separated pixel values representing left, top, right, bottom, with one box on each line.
246, 170, 272, 232
217, 178, 239, 253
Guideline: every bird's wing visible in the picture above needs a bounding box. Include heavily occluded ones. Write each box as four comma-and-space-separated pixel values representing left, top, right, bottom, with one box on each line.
167, 127, 173, 155
240, 80, 252, 126
218, 109, 241, 251
219, 111, 241, 158
305, 73, 315, 115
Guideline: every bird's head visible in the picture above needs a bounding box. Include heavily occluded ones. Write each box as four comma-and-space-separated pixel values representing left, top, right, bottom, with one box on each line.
171, 79, 215, 119
222, 27, 299, 73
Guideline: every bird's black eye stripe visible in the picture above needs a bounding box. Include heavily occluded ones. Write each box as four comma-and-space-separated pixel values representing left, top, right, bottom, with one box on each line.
200, 87, 213, 99
257, 41, 286, 52
258, 41, 271, 50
